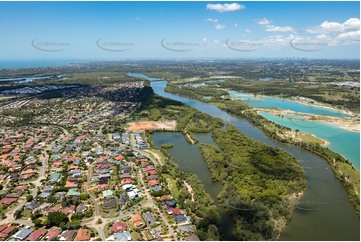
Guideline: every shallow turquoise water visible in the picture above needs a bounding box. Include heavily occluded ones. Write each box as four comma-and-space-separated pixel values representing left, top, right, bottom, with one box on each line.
228, 90, 349, 117
259, 111, 360, 170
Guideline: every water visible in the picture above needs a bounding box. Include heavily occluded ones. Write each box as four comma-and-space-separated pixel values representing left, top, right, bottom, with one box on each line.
0, 60, 72, 69
259, 77, 275, 81
228, 90, 349, 117
129, 73, 360, 240
151, 132, 235, 240
127, 72, 162, 81
259, 112, 360, 170
0, 75, 56, 83
204, 79, 225, 84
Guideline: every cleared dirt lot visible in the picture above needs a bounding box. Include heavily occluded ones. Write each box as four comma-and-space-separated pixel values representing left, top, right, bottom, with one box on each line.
126, 120, 176, 131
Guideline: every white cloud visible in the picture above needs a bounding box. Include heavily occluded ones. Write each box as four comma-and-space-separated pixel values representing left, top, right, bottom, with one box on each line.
265, 25, 294, 32
215, 24, 226, 29
262, 34, 295, 47
337, 30, 360, 40
315, 34, 328, 40
245, 29, 250, 33
206, 3, 245, 12
255, 18, 294, 33
343, 18, 360, 29
255, 18, 271, 25
206, 18, 218, 23
234, 23, 238, 28
306, 18, 360, 34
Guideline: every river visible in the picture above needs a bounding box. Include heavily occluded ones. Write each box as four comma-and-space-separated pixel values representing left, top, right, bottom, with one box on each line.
128, 73, 360, 241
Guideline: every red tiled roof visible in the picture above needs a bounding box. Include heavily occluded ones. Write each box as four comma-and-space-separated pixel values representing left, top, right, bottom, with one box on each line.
46, 229, 61, 240
0, 197, 17, 205
62, 205, 75, 214
110, 222, 127, 233
0, 225, 8, 233
65, 180, 78, 188
15, 185, 28, 191
115, 155, 125, 161
156, 195, 173, 201
147, 170, 157, 175
148, 179, 159, 186
26, 229, 47, 241
74, 228, 90, 241
52, 161, 63, 167
69, 165, 79, 170
170, 208, 184, 215
21, 169, 35, 175
143, 165, 155, 172
0, 226, 16, 238
121, 178, 132, 185
48, 206, 62, 213
132, 214, 143, 227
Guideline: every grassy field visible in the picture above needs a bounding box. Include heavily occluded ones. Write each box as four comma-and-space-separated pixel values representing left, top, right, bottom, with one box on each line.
335, 162, 360, 194
163, 174, 180, 199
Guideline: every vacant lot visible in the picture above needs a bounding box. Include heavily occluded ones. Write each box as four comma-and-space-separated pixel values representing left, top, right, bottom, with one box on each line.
127, 120, 176, 131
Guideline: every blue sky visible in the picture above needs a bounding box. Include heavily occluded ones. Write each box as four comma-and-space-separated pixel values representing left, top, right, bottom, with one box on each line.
0, 1, 359, 59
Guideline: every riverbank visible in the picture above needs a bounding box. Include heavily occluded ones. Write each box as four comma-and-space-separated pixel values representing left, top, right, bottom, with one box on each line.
256, 108, 360, 132
289, 96, 355, 116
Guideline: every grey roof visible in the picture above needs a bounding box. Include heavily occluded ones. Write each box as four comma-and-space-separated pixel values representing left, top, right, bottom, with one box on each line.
174, 214, 187, 224
13, 227, 33, 240
113, 231, 131, 241
143, 213, 156, 226
120, 173, 131, 179
103, 198, 117, 209
60, 230, 77, 241
55, 192, 66, 199
148, 175, 158, 180
151, 186, 162, 192
177, 224, 196, 234
44, 185, 54, 192
76, 204, 88, 213
28, 200, 41, 210
39, 192, 51, 198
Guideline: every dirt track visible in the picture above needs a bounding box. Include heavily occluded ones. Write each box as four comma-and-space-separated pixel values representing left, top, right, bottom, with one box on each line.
127, 120, 176, 131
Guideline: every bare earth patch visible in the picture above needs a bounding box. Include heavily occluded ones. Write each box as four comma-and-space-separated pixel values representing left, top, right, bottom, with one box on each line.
127, 120, 176, 131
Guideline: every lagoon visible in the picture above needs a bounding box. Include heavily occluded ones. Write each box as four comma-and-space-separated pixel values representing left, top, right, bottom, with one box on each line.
228, 90, 349, 117
259, 111, 360, 170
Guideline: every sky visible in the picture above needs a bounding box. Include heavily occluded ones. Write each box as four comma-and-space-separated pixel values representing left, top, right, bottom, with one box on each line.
0, 1, 359, 60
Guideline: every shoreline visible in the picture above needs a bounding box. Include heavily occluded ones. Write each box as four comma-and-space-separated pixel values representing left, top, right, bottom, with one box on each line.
225, 88, 357, 117
289, 97, 354, 116
257, 108, 360, 133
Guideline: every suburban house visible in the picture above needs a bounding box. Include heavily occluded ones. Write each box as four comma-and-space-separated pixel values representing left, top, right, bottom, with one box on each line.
12, 227, 33, 240
105, 231, 131, 241
74, 228, 90, 241
143, 212, 156, 226
26, 229, 47, 241
110, 222, 127, 233
132, 214, 144, 227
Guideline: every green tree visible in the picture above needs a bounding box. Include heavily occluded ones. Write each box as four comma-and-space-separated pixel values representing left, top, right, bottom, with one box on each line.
26, 195, 34, 202
46, 212, 69, 227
